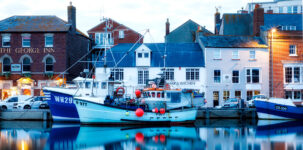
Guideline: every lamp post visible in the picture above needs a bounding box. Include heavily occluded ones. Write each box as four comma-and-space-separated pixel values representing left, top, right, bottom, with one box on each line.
270, 28, 276, 97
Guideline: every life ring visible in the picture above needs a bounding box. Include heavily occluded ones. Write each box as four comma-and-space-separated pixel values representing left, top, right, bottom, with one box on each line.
116, 87, 125, 96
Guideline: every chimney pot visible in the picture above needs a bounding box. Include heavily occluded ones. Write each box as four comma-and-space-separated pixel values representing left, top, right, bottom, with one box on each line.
68, 3, 76, 33
165, 18, 170, 36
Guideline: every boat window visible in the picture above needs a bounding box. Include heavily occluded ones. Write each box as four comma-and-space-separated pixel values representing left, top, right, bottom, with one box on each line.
79, 82, 83, 88
101, 82, 107, 89
151, 92, 155, 98
85, 82, 91, 88
93, 82, 99, 88
148, 92, 151, 97
170, 93, 181, 103
161, 92, 165, 98
166, 92, 171, 98
157, 92, 161, 98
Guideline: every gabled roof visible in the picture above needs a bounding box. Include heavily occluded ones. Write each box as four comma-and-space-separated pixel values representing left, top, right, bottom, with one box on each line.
96, 43, 204, 68
165, 19, 213, 43
220, 14, 253, 36
0, 16, 89, 38
200, 35, 267, 48
262, 14, 303, 31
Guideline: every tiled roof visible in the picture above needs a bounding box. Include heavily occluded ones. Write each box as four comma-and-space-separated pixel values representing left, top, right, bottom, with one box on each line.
199, 35, 267, 48
96, 43, 204, 67
262, 14, 303, 31
165, 19, 213, 43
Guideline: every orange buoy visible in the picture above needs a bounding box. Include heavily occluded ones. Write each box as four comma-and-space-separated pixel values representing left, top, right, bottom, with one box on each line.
135, 108, 144, 117
160, 134, 166, 143
135, 90, 141, 98
160, 108, 165, 114
135, 132, 144, 143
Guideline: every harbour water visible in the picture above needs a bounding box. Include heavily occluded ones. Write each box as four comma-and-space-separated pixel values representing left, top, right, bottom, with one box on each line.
0, 120, 302, 150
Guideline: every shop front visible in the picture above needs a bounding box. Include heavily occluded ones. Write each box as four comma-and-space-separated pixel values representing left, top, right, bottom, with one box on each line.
17, 77, 34, 96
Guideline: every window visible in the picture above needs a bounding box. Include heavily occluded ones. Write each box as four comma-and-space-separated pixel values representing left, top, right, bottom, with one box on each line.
293, 6, 298, 13
138, 53, 142, 58
45, 57, 54, 72
138, 70, 149, 84
2, 34, 10, 47
289, 45, 297, 56
246, 68, 260, 83
214, 70, 221, 83
95, 32, 113, 45
285, 67, 292, 83
3, 57, 11, 72
163, 68, 174, 80
247, 90, 260, 100
232, 70, 239, 83
119, 30, 124, 39
223, 91, 230, 101
232, 50, 239, 59
186, 69, 199, 80
285, 91, 301, 100
85, 82, 91, 88
45, 34, 53, 47
110, 69, 124, 81
22, 34, 31, 47
249, 50, 255, 59
213, 49, 221, 59
285, 91, 292, 99
22, 57, 31, 72
279, 7, 283, 13
144, 53, 149, 58
235, 91, 241, 98
285, 66, 301, 83
294, 67, 300, 83
288, 6, 292, 13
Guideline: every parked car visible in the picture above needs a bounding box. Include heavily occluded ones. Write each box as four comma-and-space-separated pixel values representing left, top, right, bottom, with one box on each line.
247, 94, 267, 108
17, 96, 49, 109
0, 95, 32, 110
222, 98, 246, 108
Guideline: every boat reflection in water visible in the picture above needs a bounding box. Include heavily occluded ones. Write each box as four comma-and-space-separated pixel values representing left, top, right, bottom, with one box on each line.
2, 120, 303, 150
45, 124, 204, 150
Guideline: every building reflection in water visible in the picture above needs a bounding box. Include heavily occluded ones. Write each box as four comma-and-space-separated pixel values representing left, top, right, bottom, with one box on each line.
0, 120, 303, 150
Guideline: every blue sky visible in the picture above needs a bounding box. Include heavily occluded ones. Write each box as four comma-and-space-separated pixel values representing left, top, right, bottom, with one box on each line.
0, 0, 270, 42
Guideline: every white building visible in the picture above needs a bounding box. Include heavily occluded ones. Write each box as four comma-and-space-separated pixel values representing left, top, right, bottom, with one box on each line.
245, 0, 302, 14
198, 35, 268, 107
96, 43, 206, 98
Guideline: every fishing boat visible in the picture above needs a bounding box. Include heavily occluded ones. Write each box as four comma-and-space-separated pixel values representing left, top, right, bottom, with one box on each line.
255, 97, 303, 120
73, 73, 198, 124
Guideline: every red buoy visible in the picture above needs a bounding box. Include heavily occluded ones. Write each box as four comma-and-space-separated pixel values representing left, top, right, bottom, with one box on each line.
160, 134, 166, 143
154, 108, 159, 113
153, 135, 159, 143
160, 108, 165, 114
135, 108, 144, 117
135, 132, 144, 143
135, 90, 141, 98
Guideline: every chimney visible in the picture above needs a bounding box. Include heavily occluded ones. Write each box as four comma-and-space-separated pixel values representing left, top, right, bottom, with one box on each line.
214, 8, 221, 35
253, 4, 264, 36
68, 2, 76, 33
166, 18, 170, 36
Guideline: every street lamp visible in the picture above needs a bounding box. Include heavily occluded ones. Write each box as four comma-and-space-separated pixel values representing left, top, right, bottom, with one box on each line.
270, 28, 276, 97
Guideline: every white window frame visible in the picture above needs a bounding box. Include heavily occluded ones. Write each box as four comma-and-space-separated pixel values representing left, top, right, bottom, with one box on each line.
232, 70, 239, 83
232, 50, 239, 59
119, 30, 124, 39
138, 52, 143, 58
214, 70, 221, 83
110, 68, 124, 81
289, 45, 297, 56
249, 50, 256, 60
284, 66, 302, 84
186, 68, 199, 81
138, 69, 149, 85
22, 57, 31, 73
45, 34, 54, 47
45, 57, 54, 73
246, 68, 260, 84
2, 34, 11, 47
163, 68, 174, 80
22, 34, 31, 47
144, 53, 149, 58
95, 32, 113, 46
213, 49, 221, 59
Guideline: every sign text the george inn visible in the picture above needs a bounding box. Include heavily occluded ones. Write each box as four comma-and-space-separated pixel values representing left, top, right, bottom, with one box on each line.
0, 47, 55, 54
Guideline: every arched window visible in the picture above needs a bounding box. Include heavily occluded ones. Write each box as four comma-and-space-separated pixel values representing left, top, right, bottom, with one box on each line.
45, 57, 53, 72
3, 57, 11, 72
22, 57, 31, 72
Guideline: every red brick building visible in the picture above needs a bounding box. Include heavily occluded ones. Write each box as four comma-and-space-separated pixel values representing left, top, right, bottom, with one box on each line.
87, 18, 143, 63
0, 4, 90, 99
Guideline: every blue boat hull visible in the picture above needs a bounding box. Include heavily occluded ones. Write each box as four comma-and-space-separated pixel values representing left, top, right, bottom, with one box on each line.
255, 100, 303, 120
44, 90, 79, 122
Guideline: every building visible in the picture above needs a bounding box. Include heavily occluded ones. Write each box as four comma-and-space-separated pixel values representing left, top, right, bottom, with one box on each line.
245, 0, 302, 14
165, 19, 212, 43
260, 13, 303, 99
198, 35, 268, 107
87, 18, 143, 64
0, 3, 90, 99
96, 43, 206, 98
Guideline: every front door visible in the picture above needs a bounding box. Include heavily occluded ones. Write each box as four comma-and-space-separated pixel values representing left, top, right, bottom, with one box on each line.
213, 91, 219, 107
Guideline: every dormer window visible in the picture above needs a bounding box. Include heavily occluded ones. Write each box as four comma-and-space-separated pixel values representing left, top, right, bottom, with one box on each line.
144, 53, 149, 58
135, 45, 151, 67
138, 53, 143, 58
